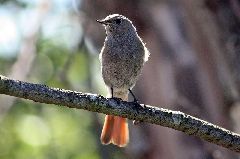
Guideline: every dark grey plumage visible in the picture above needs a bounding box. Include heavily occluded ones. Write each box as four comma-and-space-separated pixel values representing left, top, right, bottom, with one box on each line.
98, 14, 149, 97
98, 14, 149, 146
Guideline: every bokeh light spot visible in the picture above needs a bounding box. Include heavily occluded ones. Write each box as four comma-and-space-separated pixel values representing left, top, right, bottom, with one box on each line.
15, 115, 51, 146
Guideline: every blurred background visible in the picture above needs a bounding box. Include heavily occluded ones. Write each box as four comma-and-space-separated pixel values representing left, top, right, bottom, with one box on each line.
0, 0, 240, 158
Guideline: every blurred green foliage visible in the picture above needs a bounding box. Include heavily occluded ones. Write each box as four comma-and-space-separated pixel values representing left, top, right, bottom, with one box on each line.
0, 100, 100, 159
0, 0, 26, 7
0, 0, 126, 158
0, 27, 104, 159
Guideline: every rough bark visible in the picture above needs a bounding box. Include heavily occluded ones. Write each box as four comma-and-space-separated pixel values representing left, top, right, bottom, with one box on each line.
0, 75, 240, 153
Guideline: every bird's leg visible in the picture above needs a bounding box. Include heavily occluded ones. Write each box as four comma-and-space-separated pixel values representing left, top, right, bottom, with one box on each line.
128, 89, 146, 108
128, 89, 145, 125
111, 87, 114, 98
128, 89, 138, 103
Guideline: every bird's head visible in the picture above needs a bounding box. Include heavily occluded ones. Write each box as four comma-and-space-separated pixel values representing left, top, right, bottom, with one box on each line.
97, 14, 136, 36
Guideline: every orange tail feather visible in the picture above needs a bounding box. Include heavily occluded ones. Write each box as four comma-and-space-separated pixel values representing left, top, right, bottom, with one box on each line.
101, 115, 115, 145
101, 89, 129, 147
101, 115, 129, 147
112, 116, 129, 147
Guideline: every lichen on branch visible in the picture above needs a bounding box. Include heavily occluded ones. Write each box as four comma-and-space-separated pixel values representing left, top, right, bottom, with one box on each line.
0, 75, 240, 153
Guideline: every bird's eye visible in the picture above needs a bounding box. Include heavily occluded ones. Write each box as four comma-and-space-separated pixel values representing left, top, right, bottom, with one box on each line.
115, 19, 121, 24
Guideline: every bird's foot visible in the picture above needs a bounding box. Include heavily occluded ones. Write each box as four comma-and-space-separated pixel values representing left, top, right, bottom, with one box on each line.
133, 120, 143, 125
128, 89, 139, 103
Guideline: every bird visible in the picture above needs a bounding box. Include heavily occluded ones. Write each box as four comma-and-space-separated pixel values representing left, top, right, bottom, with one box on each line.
97, 14, 149, 147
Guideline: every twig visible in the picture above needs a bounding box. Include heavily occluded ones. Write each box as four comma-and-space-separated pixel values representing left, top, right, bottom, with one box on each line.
0, 75, 240, 153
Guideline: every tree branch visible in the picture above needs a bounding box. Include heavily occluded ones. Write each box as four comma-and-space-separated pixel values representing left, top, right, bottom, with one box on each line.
0, 75, 239, 153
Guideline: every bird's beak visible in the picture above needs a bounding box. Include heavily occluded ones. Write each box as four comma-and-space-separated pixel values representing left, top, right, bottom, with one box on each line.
96, 19, 109, 25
